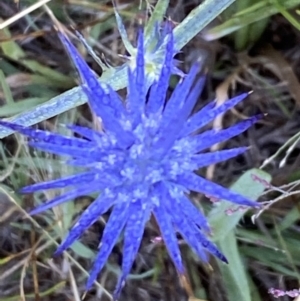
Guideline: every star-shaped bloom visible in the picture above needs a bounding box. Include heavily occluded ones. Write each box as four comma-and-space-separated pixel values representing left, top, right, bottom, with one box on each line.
0, 27, 261, 299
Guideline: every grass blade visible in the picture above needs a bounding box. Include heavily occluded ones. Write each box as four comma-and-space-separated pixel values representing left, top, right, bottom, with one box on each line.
145, 0, 170, 38
208, 168, 271, 301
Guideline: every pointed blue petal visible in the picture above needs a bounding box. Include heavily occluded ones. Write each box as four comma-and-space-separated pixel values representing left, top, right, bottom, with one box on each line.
58, 33, 116, 118
135, 28, 146, 106
177, 194, 210, 232
86, 202, 130, 289
183, 92, 250, 135
58, 33, 133, 148
0, 120, 92, 147
147, 30, 174, 115
170, 203, 208, 262
160, 183, 207, 261
162, 63, 200, 124
153, 193, 184, 273
196, 100, 217, 117
113, 199, 151, 300
177, 173, 259, 207
21, 171, 98, 193
193, 229, 227, 263
194, 115, 262, 152
126, 69, 140, 126
193, 147, 248, 168
29, 185, 98, 215
164, 183, 227, 263
106, 85, 128, 117
29, 142, 102, 159
179, 101, 216, 137
66, 157, 100, 167
54, 195, 113, 255
154, 76, 204, 157
67, 125, 103, 141
126, 29, 146, 128
66, 154, 124, 171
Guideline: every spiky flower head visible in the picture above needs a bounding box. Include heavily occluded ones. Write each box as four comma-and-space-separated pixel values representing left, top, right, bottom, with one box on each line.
0, 27, 261, 299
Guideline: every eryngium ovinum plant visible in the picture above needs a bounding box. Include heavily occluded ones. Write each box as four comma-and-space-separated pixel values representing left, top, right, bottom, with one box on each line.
0, 25, 262, 299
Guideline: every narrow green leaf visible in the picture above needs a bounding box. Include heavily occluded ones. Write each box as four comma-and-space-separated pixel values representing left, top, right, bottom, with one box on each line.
0, 70, 14, 104
145, 0, 170, 37
218, 233, 252, 301
71, 241, 96, 259
113, 7, 135, 55
209, 168, 271, 301
208, 168, 271, 241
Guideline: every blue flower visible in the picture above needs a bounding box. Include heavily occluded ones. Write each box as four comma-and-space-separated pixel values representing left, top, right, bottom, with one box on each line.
0, 27, 261, 299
